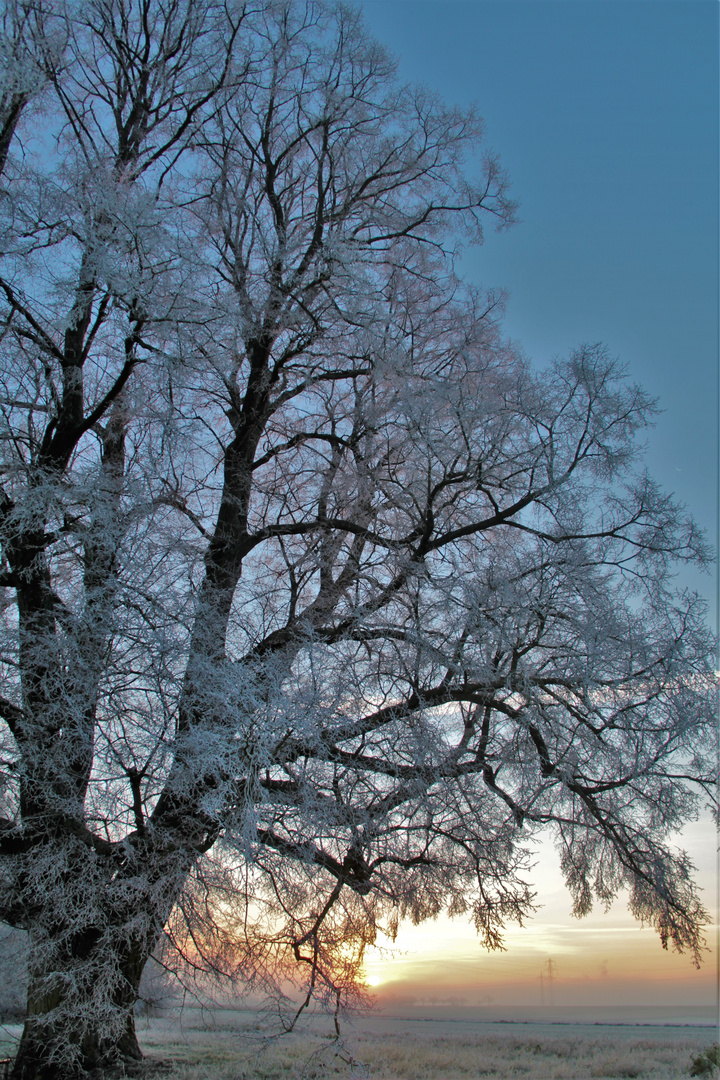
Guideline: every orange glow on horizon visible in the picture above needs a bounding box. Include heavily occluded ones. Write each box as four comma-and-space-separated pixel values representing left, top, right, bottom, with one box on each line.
361, 818, 717, 1009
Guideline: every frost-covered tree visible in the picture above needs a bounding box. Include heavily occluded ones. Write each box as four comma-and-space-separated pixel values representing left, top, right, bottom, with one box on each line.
0, 1, 714, 1076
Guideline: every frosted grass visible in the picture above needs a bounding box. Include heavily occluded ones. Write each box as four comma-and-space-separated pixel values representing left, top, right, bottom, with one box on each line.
1, 1012, 714, 1078
135, 1016, 711, 1079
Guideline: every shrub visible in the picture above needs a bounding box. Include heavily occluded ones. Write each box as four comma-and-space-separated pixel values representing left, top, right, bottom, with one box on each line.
690, 1045, 720, 1077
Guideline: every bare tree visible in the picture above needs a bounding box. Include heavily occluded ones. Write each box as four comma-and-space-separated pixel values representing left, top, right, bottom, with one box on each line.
0, 0, 714, 1075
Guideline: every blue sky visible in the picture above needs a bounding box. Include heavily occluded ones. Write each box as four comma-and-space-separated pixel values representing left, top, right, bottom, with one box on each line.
357, 0, 718, 1006
360, 0, 718, 616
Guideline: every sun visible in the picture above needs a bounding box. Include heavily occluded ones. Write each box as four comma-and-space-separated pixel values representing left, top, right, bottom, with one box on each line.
364, 973, 384, 988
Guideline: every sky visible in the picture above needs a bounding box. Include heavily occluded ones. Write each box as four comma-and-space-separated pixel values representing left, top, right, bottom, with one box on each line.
357, 0, 719, 1012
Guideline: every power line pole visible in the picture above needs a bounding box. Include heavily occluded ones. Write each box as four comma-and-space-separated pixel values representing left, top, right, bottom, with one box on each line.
540, 958, 556, 1008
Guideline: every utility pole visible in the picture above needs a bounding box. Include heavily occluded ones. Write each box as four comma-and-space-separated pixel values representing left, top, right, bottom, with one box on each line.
540, 958, 556, 1007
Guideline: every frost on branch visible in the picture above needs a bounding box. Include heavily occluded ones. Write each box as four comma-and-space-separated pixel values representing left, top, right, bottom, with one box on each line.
0, 0, 714, 1076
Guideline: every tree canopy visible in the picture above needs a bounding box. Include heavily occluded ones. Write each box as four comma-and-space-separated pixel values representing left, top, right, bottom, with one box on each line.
0, 1, 714, 1076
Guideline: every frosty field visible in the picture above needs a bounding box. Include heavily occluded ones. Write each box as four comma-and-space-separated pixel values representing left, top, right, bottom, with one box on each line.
2, 1006, 713, 1079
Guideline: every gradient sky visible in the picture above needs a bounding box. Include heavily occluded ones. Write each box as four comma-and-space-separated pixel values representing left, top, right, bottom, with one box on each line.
357, 0, 718, 1009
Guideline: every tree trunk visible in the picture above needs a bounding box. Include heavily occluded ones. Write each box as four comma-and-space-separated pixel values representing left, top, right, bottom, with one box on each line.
11, 927, 148, 1080
8, 829, 197, 1079
12, 1012, 142, 1080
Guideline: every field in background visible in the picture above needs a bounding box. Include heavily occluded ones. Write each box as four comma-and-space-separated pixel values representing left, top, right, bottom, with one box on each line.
0, 1005, 716, 1078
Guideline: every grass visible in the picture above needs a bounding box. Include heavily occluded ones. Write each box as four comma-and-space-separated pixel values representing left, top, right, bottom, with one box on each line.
0, 1014, 713, 1078
134, 1021, 714, 1079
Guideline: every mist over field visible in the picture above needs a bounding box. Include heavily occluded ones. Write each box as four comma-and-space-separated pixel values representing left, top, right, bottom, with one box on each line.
4, 1003, 715, 1079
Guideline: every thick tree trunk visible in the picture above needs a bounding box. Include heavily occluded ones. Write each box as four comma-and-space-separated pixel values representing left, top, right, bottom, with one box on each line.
8, 829, 199, 1079
12, 1010, 142, 1080
11, 927, 149, 1080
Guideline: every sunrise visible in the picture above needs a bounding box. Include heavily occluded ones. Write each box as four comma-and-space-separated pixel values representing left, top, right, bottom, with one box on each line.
0, 1, 715, 1079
